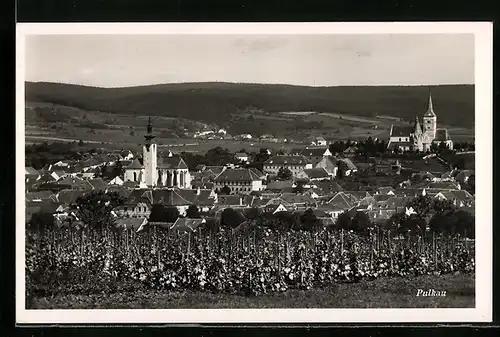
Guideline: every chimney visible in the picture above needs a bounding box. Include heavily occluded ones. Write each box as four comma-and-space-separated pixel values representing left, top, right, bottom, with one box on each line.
196, 187, 201, 195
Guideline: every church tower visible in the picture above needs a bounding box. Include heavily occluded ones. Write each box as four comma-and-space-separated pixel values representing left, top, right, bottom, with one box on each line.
422, 89, 437, 142
143, 117, 157, 187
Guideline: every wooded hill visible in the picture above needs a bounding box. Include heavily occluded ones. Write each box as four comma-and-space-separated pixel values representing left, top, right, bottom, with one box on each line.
25, 82, 475, 128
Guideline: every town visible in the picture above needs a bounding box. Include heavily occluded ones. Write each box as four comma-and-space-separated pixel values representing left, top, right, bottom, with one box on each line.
25, 91, 475, 234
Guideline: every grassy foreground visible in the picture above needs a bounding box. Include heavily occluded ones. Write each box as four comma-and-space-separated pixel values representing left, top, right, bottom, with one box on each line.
29, 274, 474, 309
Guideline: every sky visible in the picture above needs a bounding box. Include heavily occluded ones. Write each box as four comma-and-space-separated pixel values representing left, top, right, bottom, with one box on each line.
25, 34, 474, 87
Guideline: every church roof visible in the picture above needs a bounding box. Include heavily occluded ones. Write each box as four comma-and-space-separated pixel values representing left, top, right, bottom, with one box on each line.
390, 125, 414, 137
158, 156, 188, 169
434, 128, 450, 141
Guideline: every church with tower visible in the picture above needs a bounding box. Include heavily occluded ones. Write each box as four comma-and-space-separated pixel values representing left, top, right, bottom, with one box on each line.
123, 118, 192, 189
387, 90, 453, 152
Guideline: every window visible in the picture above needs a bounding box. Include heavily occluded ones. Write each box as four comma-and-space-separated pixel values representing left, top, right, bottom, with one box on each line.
399, 138, 401, 141
124, 207, 128, 212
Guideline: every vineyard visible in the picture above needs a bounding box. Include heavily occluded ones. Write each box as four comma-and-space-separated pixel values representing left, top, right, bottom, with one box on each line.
26, 225, 475, 303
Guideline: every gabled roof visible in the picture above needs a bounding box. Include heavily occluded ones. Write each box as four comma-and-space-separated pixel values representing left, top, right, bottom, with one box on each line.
171, 218, 205, 232
25, 167, 39, 175
26, 191, 54, 202
56, 176, 93, 190
300, 147, 329, 157
235, 152, 248, 157
204, 166, 226, 176
125, 188, 215, 207
328, 192, 355, 209
265, 180, 293, 191
300, 168, 330, 179
312, 180, 344, 194
426, 182, 460, 190
264, 155, 311, 166
88, 178, 108, 191
315, 156, 338, 171
55, 189, 85, 204
280, 193, 316, 206
338, 158, 357, 170
217, 195, 245, 206
125, 158, 143, 169
214, 168, 263, 182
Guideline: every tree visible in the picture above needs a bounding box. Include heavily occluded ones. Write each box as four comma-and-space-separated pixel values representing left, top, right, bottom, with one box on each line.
112, 161, 124, 178
293, 181, 306, 194
336, 211, 352, 230
277, 167, 293, 181
300, 208, 319, 231
186, 204, 201, 218
351, 211, 371, 234
75, 191, 126, 231
29, 211, 55, 232
221, 208, 246, 229
149, 204, 168, 222
406, 195, 435, 221
430, 142, 439, 153
451, 210, 475, 238
164, 206, 180, 223
220, 185, 231, 195
455, 157, 466, 170
243, 207, 262, 220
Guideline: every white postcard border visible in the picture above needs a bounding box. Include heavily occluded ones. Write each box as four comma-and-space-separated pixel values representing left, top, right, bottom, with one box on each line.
16, 22, 493, 324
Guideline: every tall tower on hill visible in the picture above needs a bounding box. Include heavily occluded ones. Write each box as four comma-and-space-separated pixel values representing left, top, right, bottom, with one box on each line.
423, 89, 437, 143
143, 117, 157, 187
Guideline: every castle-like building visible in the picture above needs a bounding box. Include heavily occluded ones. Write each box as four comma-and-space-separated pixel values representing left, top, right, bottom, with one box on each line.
387, 91, 453, 152
123, 118, 191, 189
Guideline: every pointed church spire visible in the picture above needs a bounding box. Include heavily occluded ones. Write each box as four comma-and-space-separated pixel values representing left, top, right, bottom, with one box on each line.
424, 87, 436, 117
144, 117, 156, 143
413, 115, 422, 135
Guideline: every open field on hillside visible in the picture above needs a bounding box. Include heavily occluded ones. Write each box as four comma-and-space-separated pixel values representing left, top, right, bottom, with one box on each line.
30, 274, 474, 309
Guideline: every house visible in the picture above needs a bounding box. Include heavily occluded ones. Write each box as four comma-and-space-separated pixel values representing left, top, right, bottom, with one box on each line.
87, 178, 108, 191
109, 176, 124, 186
300, 147, 333, 166
119, 188, 217, 218
296, 168, 331, 181
343, 146, 358, 157
216, 195, 249, 208
434, 190, 474, 207
337, 158, 358, 176
50, 170, 67, 181
309, 136, 327, 147
25, 167, 39, 177
235, 152, 249, 163
264, 198, 293, 214
263, 155, 312, 177
263, 180, 293, 192
213, 168, 264, 195
375, 187, 396, 196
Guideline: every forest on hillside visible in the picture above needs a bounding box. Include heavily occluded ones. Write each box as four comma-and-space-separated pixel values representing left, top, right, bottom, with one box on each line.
25, 82, 475, 129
